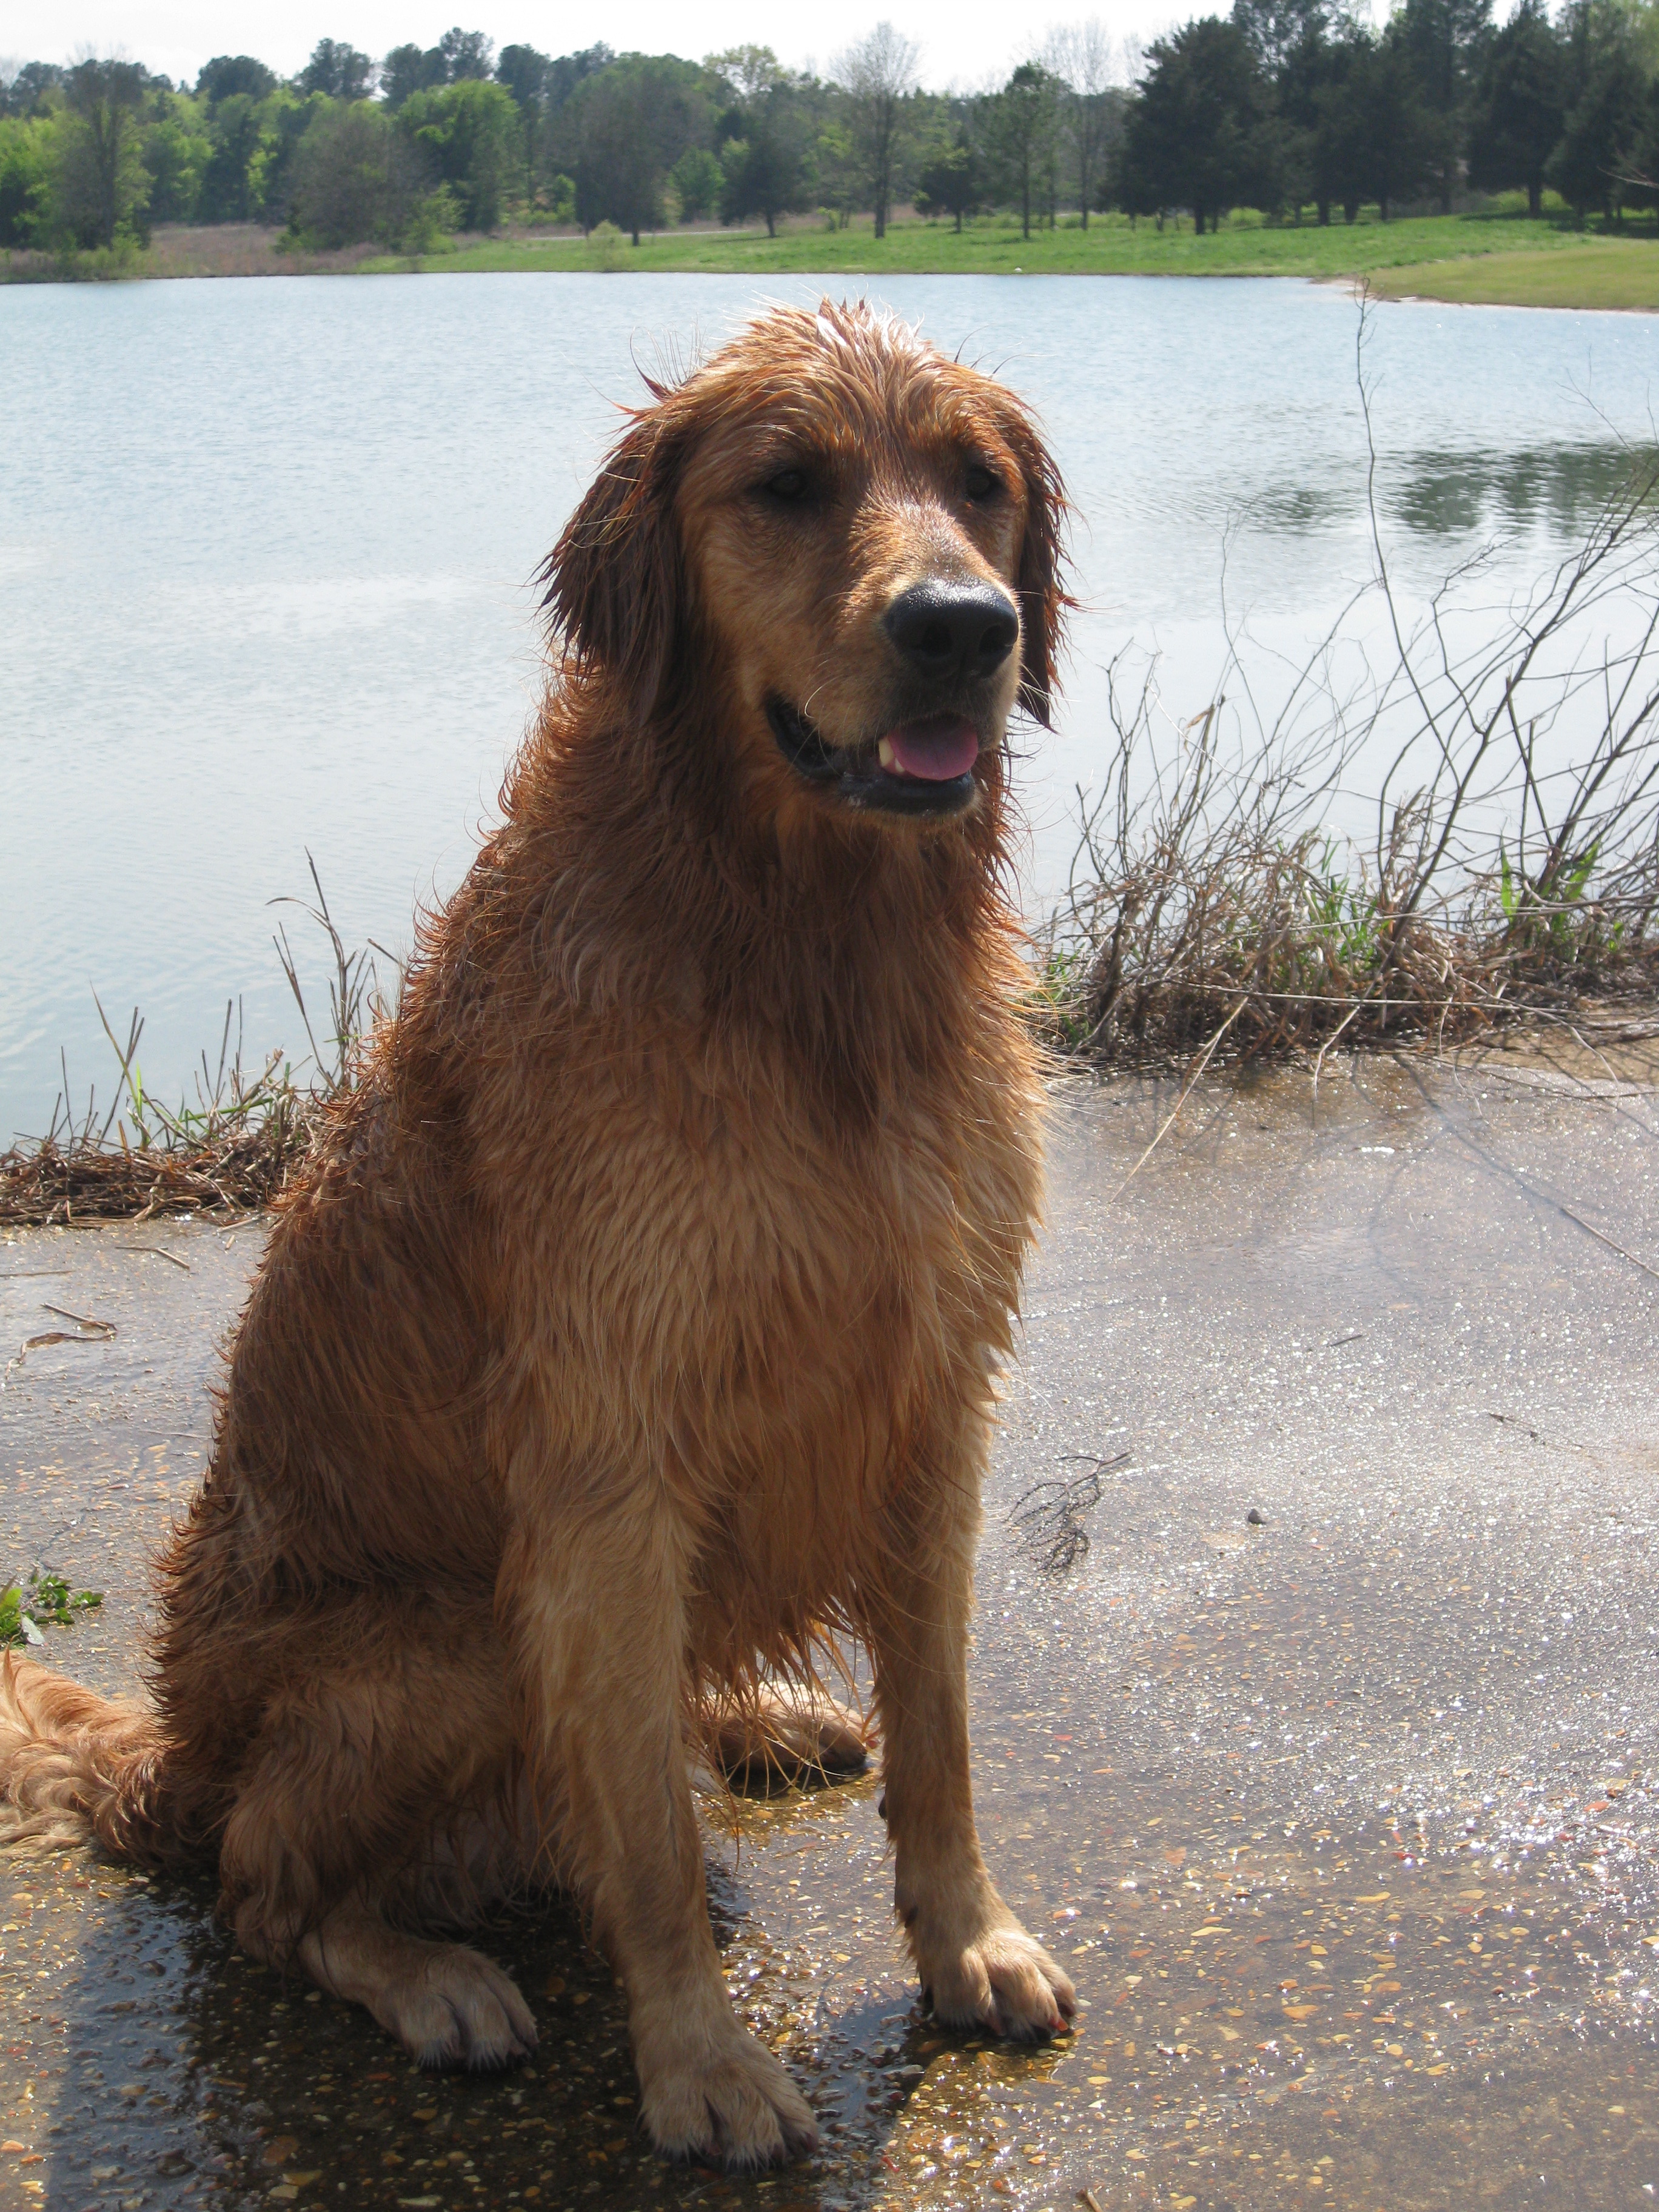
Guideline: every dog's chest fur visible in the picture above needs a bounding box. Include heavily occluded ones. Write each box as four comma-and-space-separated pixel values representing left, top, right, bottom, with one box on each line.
478, 943, 1044, 1615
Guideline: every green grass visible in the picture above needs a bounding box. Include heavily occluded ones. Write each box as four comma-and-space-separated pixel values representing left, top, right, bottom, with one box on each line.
358, 208, 1652, 300
1369, 236, 1659, 310
15, 205, 1652, 307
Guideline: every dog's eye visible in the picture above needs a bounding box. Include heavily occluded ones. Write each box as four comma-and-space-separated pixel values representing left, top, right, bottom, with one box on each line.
763, 468, 811, 504
965, 463, 1001, 501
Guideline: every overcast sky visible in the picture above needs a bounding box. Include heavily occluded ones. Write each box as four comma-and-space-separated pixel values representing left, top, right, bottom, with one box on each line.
2, 1, 1179, 95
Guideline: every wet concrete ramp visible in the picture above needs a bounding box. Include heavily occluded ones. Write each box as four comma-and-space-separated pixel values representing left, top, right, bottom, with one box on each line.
2, 1032, 1656, 2209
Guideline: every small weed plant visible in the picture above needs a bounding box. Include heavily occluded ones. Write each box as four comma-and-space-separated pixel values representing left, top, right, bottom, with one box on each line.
1, 1570, 103, 1649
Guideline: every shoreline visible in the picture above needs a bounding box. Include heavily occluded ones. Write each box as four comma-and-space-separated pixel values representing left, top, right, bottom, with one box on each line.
5, 215, 1655, 313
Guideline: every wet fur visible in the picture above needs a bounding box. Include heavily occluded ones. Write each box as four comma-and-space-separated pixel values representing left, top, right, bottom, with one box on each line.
0, 301, 1077, 2167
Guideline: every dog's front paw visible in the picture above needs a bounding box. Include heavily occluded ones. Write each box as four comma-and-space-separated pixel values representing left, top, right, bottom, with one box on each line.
372, 1941, 538, 2071
639, 2023, 819, 2170
922, 1922, 1076, 2041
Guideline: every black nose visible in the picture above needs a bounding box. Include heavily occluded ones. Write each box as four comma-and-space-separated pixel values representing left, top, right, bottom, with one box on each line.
883, 581, 1019, 682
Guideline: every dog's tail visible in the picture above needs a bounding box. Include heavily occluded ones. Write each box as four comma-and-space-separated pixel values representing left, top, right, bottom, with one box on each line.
0, 1654, 173, 1862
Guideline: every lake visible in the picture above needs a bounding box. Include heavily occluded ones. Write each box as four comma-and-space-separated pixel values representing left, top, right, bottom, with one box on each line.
4, 270, 1656, 1141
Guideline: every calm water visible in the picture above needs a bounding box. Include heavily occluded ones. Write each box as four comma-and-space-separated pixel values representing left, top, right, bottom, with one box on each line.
3, 272, 1656, 1138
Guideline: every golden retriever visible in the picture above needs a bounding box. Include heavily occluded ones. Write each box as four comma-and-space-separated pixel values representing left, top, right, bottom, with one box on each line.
0, 298, 1075, 2169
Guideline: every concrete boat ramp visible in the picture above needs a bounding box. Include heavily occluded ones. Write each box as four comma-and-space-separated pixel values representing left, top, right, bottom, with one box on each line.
2, 1029, 1657, 2211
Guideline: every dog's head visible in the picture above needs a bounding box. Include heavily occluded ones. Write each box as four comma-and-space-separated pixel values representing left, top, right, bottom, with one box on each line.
543, 301, 1069, 833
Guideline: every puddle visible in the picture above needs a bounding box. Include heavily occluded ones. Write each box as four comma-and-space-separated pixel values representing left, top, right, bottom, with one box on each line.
4, 1036, 1658, 2208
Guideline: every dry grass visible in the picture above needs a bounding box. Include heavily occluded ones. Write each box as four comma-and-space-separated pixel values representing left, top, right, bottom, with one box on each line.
141, 224, 387, 280
0, 225, 390, 284
0, 862, 385, 1228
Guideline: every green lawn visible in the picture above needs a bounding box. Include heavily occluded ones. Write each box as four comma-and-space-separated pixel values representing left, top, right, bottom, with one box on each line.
15, 206, 1652, 306
1367, 237, 1659, 309
355, 210, 1657, 307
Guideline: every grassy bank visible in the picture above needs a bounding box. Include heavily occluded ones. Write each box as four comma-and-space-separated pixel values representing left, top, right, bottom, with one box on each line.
1367, 238, 1659, 310
352, 208, 1659, 308
368, 209, 1573, 278
8, 207, 1656, 310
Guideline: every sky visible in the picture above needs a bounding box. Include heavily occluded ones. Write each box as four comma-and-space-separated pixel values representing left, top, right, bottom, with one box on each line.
1, 0, 1172, 95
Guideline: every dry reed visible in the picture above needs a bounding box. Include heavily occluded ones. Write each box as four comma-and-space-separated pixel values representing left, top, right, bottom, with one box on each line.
1, 860, 386, 1228
1030, 309, 1659, 1068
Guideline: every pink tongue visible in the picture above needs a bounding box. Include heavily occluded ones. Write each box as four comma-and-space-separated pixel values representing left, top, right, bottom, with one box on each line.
883, 714, 979, 781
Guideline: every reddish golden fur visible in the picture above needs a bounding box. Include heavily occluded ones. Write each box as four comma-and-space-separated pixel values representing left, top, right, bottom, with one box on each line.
0, 301, 1076, 2168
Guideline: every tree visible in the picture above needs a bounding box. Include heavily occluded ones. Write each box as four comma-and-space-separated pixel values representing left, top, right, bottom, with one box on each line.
1467, 0, 1565, 217
197, 92, 267, 222
495, 43, 548, 111
1627, 75, 1659, 222
0, 116, 52, 243
1348, 29, 1439, 221
546, 44, 613, 113
1045, 21, 1122, 228
708, 44, 788, 102
831, 22, 919, 236
671, 144, 723, 220
720, 124, 805, 233
914, 122, 985, 229
709, 48, 808, 236
195, 55, 276, 106
990, 63, 1063, 238
1113, 17, 1276, 231
298, 41, 374, 101
381, 28, 494, 112
1392, 0, 1494, 211
58, 56, 150, 247
1230, 0, 1335, 80
1, 62, 64, 119
381, 44, 445, 111
1256, 4, 1342, 220
437, 28, 494, 81
571, 56, 714, 244
1302, 30, 1369, 221
398, 79, 519, 230
287, 98, 421, 244
144, 91, 212, 223
495, 43, 549, 204
1549, 13, 1648, 223
811, 115, 862, 226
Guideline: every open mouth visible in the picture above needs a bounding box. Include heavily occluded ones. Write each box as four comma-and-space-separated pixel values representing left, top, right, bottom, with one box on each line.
766, 699, 980, 817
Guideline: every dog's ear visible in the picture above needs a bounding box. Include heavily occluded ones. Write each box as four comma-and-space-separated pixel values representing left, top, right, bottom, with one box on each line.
999, 407, 1071, 731
540, 401, 685, 718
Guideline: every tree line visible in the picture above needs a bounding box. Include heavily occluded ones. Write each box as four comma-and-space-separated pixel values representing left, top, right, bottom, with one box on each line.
3, 2, 1657, 259
1121, 0, 1659, 229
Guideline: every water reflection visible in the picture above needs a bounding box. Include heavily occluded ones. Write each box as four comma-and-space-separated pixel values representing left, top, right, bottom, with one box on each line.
1389, 440, 1657, 540
1238, 440, 1655, 546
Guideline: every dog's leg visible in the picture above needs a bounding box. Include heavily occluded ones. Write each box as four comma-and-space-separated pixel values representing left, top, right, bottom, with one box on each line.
292, 1899, 538, 2069
503, 1496, 819, 2170
865, 1410, 1076, 2041
215, 1635, 536, 2071
705, 1684, 869, 1787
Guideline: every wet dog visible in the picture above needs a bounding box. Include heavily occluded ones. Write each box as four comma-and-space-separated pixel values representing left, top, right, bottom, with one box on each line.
0, 300, 1075, 2168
